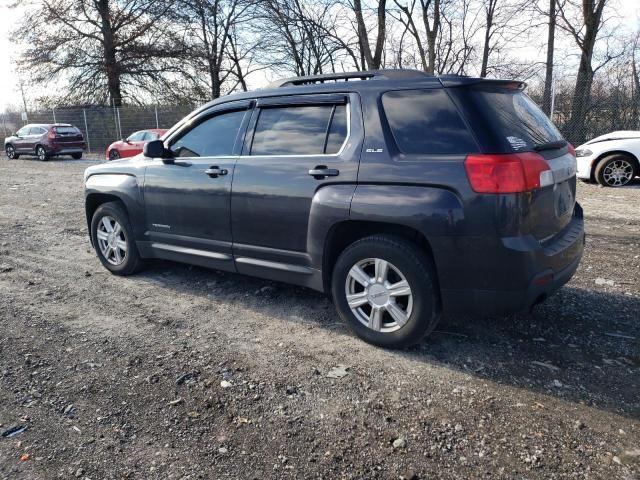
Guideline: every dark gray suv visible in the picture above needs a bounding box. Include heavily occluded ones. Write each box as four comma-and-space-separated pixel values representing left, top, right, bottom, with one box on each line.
84, 70, 584, 348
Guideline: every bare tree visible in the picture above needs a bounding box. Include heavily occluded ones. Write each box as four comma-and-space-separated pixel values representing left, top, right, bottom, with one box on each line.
353, 0, 387, 70
541, 0, 556, 115
13, 0, 185, 106
172, 0, 259, 100
556, 0, 609, 143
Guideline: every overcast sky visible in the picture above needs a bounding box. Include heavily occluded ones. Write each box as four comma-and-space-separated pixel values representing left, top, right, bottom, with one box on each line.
1, 0, 639, 113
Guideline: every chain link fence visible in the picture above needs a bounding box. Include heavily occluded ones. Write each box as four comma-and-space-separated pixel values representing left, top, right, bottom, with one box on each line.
1, 94, 639, 158
0, 105, 195, 157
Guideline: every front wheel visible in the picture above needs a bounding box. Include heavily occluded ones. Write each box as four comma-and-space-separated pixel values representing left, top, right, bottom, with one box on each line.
91, 201, 145, 275
108, 149, 120, 161
5, 145, 19, 159
331, 235, 440, 349
595, 154, 636, 187
36, 145, 49, 161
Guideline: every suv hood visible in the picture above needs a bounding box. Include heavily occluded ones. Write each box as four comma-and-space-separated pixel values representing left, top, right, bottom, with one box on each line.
84, 155, 145, 182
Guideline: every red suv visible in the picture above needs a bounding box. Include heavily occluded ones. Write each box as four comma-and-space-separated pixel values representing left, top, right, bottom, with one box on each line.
4, 124, 86, 161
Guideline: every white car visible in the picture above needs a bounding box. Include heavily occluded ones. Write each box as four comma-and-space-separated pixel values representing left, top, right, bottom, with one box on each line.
576, 131, 640, 187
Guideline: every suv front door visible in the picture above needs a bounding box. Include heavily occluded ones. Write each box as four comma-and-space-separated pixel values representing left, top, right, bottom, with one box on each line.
143, 101, 252, 271
14, 126, 31, 153
230, 93, 362, 283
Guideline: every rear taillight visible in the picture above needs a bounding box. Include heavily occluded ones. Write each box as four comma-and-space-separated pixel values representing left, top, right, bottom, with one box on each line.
567, 143, 576, 157
48, 129, 55, 140
464, 152, 553, 193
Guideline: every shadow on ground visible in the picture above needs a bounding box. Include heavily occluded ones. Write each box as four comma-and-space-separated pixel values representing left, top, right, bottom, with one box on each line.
131, 260, 640, 420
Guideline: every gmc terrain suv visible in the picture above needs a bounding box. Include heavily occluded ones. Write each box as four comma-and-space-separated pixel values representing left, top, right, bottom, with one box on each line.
84, 70, 584, 348
5, 123, 85, 161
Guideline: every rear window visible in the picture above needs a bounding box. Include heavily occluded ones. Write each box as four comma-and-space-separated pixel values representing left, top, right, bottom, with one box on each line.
381, 89, 477, 155
470, 90, 562, 151
54, 126, 80, 134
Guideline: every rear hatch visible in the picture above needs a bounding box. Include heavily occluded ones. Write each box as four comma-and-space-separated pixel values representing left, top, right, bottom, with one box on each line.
451, 84, 577, 241
52, 126, 84, 147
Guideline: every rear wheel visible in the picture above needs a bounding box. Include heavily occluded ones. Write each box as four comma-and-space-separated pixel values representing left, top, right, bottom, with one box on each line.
595, 154, 636, 187
108, 149, 120, 161
331, 235, 440, 349
91, 202, 145, 275
36, 145, 49, 161
5, 145, 19, 159
71, 153, 82, 160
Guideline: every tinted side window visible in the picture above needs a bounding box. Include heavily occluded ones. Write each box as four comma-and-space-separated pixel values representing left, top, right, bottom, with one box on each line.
171, 110, 245, 157
28, 127, 45, 136
251, 105, 335, 156
382, 89, 477, 155
17, 127, 30, 136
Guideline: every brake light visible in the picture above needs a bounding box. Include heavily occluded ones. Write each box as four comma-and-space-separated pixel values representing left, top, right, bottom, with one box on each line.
567, 143, 576, 157
464, 152, 552, 193
48, 129, 56, 140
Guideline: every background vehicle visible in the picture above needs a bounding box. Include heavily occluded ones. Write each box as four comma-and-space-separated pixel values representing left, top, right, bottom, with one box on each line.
576, 131, 640, 187
106, 129, 167, 160
84, 70, 584, 348
4, 124, 85, 161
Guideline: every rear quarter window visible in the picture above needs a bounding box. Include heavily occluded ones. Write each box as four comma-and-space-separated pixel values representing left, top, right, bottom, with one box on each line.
381, 89, 477, 155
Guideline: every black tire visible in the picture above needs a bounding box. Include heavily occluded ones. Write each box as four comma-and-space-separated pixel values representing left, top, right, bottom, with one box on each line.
91, 201, 145, 275
71, 153, 82, 160
5, 145, 19, 159
594, 153, 637, 187
331, 235, 440, 349
108, 149, 120, 161
36, 145, 50, 161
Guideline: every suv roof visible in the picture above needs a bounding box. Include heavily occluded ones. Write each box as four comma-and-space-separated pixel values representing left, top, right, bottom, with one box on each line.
197, 69, 526, 111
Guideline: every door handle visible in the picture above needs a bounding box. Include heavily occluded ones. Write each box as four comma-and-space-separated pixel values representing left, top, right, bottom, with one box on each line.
205, 166, 228, 177
308, 165, 339, 179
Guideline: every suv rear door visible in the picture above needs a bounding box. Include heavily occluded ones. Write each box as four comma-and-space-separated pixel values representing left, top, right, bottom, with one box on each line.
451, 85, 577, 240
230, 93, 362, 280
142, 100, 252, 271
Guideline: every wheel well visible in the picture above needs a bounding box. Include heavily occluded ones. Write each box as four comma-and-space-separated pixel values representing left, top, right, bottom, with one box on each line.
85, 193, 127, 237
323, 221, 440, 294
592, 150, 640, 178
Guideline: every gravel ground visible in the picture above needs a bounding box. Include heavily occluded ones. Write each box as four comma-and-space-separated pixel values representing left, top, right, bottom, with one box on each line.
0, 156, 638, 479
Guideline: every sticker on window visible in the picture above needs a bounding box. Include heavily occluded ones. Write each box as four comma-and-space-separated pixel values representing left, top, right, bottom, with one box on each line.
506, 136, 527, 150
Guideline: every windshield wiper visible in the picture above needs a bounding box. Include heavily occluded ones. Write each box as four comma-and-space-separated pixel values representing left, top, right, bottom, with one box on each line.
533, 140, 568, 151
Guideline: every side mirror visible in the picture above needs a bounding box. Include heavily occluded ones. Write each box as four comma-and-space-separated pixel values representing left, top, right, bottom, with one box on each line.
143, 139, 170, 159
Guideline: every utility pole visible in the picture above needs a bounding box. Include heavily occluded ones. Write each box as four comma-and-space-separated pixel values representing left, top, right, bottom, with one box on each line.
19, 80, 28, 123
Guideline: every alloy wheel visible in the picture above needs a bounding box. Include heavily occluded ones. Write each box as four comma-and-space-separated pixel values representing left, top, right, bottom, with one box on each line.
345, 258, 413, 333
109, 150, 120, 160
602, 159, 634, 187
96, 215, 128, 266
37, 146, 47, 161
6, 145, 15, 159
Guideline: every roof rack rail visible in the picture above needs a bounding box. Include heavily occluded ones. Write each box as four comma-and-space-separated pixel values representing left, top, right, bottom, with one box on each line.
267, 69, 432, 88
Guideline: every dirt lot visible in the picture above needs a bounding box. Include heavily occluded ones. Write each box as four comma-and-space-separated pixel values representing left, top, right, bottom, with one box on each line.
0, 156, 638, 480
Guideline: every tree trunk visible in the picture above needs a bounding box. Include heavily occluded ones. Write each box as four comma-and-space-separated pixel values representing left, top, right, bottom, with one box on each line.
480, 0, 497, 77
565, 0, 606, 144
421, 0, 440, 74
542, 0, 555, 116
97, 0, 122, 106
353, 0, 386, 70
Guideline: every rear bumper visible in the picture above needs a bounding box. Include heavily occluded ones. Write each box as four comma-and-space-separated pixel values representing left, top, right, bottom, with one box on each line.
440, 204, 585, 315
48, 144, 86, 155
